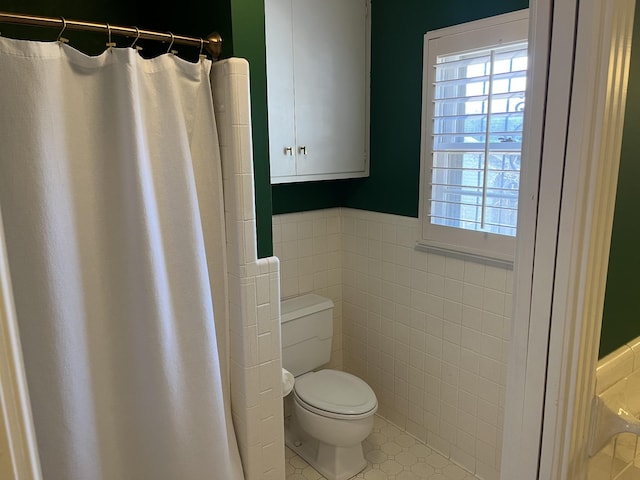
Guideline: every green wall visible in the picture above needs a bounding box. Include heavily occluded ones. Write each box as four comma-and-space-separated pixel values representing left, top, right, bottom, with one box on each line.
228, 0, 273, 259
600, 3, 640, 358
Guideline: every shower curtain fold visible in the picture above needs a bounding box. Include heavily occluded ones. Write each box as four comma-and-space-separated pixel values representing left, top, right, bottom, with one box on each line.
0, 37, 243, 480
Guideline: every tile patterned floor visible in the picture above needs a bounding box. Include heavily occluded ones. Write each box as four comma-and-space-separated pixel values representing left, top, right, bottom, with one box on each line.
285, 415, 479, 480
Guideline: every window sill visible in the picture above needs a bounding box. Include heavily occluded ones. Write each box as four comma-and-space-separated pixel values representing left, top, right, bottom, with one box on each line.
414, 240, 514, 270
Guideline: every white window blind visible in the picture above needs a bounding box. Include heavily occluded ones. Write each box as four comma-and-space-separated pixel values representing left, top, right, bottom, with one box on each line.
419, 10, 529, 263
431, 43, 527, 237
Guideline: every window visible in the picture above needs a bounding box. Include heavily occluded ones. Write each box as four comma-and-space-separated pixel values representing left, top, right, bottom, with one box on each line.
419, 10, 529, 262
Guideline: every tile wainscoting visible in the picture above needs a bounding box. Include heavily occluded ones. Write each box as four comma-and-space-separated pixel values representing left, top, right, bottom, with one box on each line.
273, 208, 512, 480
273, 209, 344, 370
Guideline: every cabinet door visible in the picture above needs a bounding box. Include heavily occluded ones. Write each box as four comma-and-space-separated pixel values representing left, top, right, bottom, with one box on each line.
292, 0, 368, 177
265, 0, 297, 178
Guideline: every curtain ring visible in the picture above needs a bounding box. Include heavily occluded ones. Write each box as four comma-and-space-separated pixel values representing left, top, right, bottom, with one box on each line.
131, 26, 141, 48
106, 23, 116, 48
57, 17, 68, 43
166, 32, 175, 53
199, 38, 204, 57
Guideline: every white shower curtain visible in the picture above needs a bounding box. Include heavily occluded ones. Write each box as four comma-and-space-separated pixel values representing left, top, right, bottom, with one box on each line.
0, 37, 244, 480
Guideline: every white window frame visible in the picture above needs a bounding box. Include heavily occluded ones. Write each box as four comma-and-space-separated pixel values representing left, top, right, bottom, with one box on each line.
418, 10, 529, 264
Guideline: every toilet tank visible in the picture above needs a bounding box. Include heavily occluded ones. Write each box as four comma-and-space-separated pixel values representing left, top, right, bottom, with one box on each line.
281, 294, 334, 377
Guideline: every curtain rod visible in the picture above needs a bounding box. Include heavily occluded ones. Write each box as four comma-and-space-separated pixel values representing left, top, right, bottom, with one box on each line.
0, 12, 222, 59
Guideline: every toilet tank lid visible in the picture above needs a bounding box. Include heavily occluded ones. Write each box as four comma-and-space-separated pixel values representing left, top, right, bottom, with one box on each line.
281, 294, 334, 324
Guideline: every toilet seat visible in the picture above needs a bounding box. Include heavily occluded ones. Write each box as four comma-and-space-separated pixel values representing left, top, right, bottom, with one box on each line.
293, 369, 377, 419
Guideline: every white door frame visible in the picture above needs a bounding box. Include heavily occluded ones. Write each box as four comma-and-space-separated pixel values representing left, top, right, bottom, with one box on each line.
502, 0, 636, 478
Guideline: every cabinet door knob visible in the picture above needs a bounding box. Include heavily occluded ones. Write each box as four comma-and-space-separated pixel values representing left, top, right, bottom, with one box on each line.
284, 146, 293, 155
299, 146, 307, 155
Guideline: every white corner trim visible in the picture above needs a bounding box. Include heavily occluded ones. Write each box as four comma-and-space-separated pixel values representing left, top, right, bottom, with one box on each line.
0, 210, 42, 479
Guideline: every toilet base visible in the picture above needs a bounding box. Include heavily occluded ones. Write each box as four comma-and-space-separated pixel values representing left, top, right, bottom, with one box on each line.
285, 413, 367, 480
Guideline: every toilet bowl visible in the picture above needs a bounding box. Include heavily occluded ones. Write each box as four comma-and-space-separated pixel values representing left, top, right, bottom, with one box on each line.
289, 369, 377, 480
281, 294, 378, 480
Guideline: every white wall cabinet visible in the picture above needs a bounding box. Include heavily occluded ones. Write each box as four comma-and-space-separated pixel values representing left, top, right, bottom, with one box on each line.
265, 0, 369, 184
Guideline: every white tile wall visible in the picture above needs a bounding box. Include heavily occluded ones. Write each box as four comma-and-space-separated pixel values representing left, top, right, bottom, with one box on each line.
272, 208, 512, 480
273, 209, 343, 369
341, 208, 510, 480
211, 58, 285, 480
589, 338, 640, 480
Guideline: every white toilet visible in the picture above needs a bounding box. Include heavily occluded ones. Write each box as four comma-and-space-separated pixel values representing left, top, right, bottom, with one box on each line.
281, 293, 378, 480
